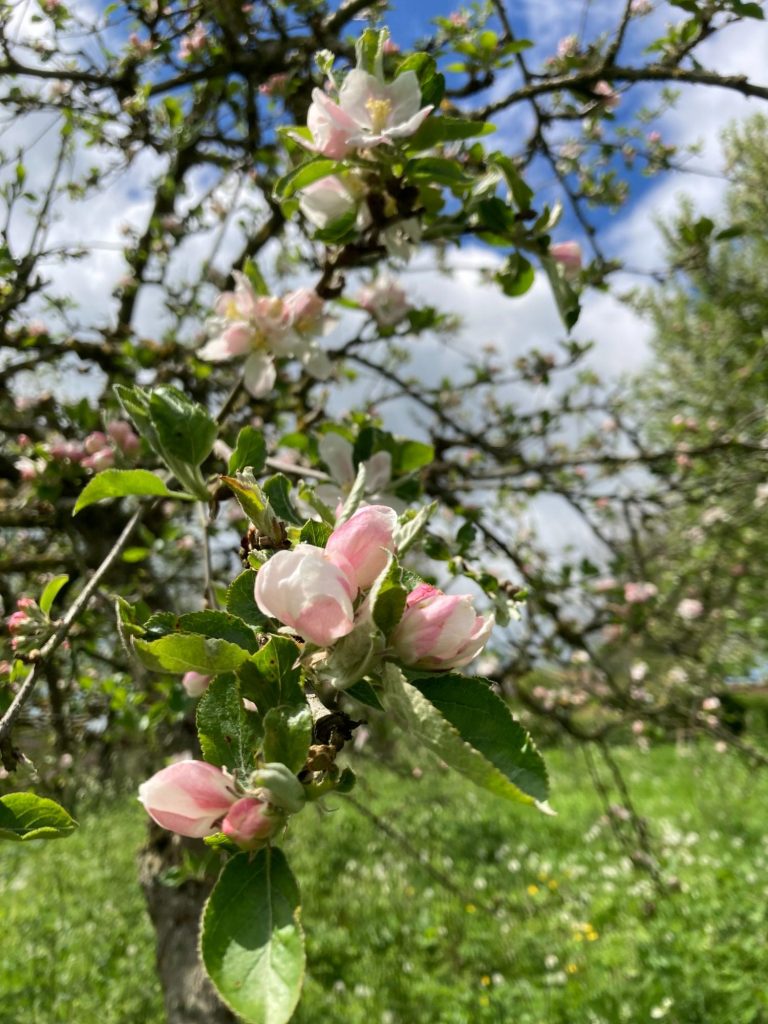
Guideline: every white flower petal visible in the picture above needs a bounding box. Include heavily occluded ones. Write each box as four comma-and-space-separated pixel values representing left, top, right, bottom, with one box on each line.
243, 351, 276, 396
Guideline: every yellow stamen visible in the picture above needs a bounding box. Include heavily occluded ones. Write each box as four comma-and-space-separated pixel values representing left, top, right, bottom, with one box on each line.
366, 97, 392, 134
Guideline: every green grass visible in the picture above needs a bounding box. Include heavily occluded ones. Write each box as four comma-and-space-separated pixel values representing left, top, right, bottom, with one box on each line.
2, 744, 767, 1023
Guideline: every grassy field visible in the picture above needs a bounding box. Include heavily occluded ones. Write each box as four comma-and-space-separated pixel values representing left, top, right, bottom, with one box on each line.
1, 743, 767, 1024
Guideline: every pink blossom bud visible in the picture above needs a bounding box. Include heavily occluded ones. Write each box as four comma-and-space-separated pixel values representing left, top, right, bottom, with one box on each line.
624, 581, 658, 604
677, 598, 703, 621
258, 72, 289, 96
283, 288, 324, 333
702, 696, 720, 712
254, 544, 356, 647
15, 457, 41, 481
182, 671, 211, 698
84, 431, 108, 455
49, 439, 85, 462
325, 505, 398, 590
550, 241, 582, 279
138, 760, 236, 838
7, 610, 32, 633
82, 448, 115, 471
107, 420, 140, 456
221, 796, 277, 848
557, 34, 578, 58
594, 81, 619, 110
391, 583, 495, 670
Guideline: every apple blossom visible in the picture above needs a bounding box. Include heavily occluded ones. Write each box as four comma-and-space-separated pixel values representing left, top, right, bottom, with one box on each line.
258, 73, 289, 97
357, 275, 411, 327
107, 420, 140, 456
298, 175, 361, 229
326, 505, 398, 590
221, 796, 279, 848
254, 544, 357, 647
15, 456, 44, 480
594, 81, 619, 110
550, 241, 582, 279
179, 23, 207, 60
317, 433, 395, 508
82, 448, 115, 471
138, 760, 237, 838
624, 581, 658, 603
182, 671, 211, 698
677, 598, 703, 620
302, 69, 432, 155
198, 273, 331, 397
391, 583, 494, 670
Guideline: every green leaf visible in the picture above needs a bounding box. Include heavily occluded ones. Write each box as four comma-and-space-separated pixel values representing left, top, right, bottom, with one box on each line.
133, 634, 249, 675
413, 674, 549, 802
356, 27, 386, 76
407, 116, 496, 151
344, 680, 384, 711
201, 849, 305, 1024
0, 793, 78, 841
406, 156, 473, 189
229, 426, 267, 475
337, 462, 367, 524
397, 439, 434, 473
149, 386, 218, 468
319, 619, 380, 691
298, 519, 332, 547
262, 705, 313, 773
177, 610, 260, 654
312, 209, 359, 244
274, 158, 345, 200
39, 574, 68, 617
238, 636, 304, 711
540, 254, 581, 330
396, 53, 445, 107
242, 258, 270, 296
197, 675, 263, 773
381, 666, 549, 806
73, 470, 184, 515
496, 254, 535, 297
370, 557, 407, 635
489, 153, 533, 211
394, 501, 436, 556
226, 570, 269, 627
263, 474, 303, 526
222, 473, 281, 538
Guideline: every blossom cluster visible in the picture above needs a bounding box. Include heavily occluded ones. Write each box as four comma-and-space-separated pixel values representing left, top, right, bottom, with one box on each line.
253, 504, 494, 670
14, 421, 139, 481
139, 760, 282, 848
198, 273, 332, 397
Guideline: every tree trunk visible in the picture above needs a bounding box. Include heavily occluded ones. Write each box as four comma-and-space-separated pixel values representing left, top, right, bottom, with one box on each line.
138, 826, 238, 1024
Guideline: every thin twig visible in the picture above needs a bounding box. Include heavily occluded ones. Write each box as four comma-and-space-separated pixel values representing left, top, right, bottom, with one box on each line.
0, 507, 142, 749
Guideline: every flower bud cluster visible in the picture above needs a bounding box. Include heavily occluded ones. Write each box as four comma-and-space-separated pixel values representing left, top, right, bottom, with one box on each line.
16, 421, 140, 482
5, 596, 48, 655
254, 504, 494, 672
138, 759, 285, 849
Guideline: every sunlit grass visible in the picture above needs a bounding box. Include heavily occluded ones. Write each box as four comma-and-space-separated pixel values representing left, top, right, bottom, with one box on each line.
1, 743, 766, 1024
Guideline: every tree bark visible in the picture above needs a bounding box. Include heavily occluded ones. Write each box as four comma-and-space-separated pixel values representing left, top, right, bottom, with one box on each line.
138, 827, 238, 1024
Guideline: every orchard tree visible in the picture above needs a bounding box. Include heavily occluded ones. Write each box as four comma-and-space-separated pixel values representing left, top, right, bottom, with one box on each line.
2, 1, 768, 1021
506, 114, 768, 815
